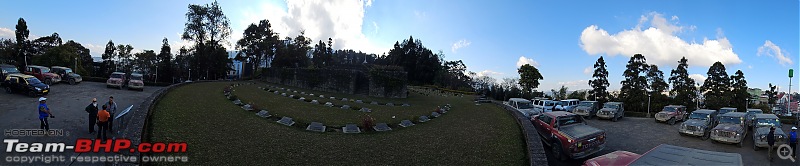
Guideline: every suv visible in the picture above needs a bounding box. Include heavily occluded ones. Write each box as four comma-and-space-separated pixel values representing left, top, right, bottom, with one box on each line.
597, 102, 624, 122
532, 111, 606, 161
507, 98, 538, 118
127, 73, 145, 91
106, 72, 127, 89
745, 109, 763, 128
655, 105, 688, 125
50, 66, 82, 85
679, 109, 719, 140
573, 101, 601, 119
3, 74, 49, 96
710, 112, 747, 147
0, 64, 21, 82
752, 114, 786, 151
718, 107, 737, 115
24, 65, 61, 85
558, 99, 580, 112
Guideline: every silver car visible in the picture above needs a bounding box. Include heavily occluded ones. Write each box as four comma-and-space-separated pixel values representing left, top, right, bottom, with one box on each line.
710, 112, 747, 147
752, 114, 786, 151
679, 109, 718, 140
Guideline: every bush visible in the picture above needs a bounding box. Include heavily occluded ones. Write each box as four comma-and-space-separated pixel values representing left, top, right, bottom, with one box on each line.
624, 112, 649, 118
780, 118, 795, 124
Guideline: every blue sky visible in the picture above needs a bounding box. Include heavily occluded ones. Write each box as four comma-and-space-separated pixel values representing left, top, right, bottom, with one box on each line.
0, 0, 797, 92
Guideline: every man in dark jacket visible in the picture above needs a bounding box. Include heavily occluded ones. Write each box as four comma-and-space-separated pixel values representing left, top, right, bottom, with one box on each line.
104, 96, 117, 133
768, 127, 776, 161
84, 98, 98, 134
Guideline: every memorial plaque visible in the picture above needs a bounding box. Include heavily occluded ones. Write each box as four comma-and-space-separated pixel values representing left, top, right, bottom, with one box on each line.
289, 95, 295, 98
301, 92, 306, 95
439, 108, 448, 114
256, 110, 271, 118
274, 91, 279, 94
299, 97, 306, 100
431, 112, 441, 118
355, 100, 363, 104
373, 123, 392, 131
311, 100, 320, 104
402, 103, 411, 107
309, 93, 314, 96
386, 103, 395, 106
341, 105, 351, 109
399, 120, 415, 127
359, 108, 371, 113
281, 93, 287, 96
293, 91, 298, 93
233, 99, 243, 106
418, 116, 430, 122
319, 95, 325, 98
343, 124, 361, 134
306, 122, 326, 132
341, 98, 348, 101
371, 101, 379, 105
242, 104, 254, 111
324, 102, 334, 107
330, 97, 336, 100
277, 117, 295, 126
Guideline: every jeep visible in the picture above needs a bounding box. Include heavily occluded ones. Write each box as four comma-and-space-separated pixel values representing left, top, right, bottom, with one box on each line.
127, 73, 145, 91
752, 114, 786, 151
24, 65, 61, 85
0, 64, 21, 83
532, 112, 606, 161
655, 105, 688, 125
679, 109, 719, 140
558, 99, 580, 112
597, 102, 624, 122
50, 66, 82, 85
711, 112, 747, 147
573, 101, 600, 119
106, 72, 126, 89
3, 74, 49, 97
744, 109, 763, 128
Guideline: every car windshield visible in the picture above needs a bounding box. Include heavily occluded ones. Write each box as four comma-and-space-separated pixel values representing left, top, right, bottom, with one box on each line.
748, 110, 763, 114
559, 101, 570, 106
544, 101, 555, 106
517, 102, 533, 109
25, 77, 42, 84
689, 112, 709, 120
719, 109, 735, 114
40, 68, 50, 73
662, 107, 677, 112
131, 75, 143, 80
558, 115, 584, 126
755, 118, 780, 128
578, 102, 594, 107
65, 69, 73, 73
2, 67, 20, 74
603, 103, 619, 109
719, 116, 742, 124
111, 74, 124, 78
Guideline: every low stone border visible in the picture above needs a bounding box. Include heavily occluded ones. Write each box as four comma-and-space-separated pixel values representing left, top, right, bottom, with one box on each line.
493, 101, 548, 166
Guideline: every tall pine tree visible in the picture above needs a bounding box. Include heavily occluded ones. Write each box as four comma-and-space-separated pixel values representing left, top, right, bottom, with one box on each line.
588, 56, 610, 103
730, 70, 748, 111
669, 57, 698, 111
620, 54, 649, 112
701, 62, 731, 110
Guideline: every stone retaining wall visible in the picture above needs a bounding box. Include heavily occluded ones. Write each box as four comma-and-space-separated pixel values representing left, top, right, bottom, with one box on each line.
494, 101, 549, 166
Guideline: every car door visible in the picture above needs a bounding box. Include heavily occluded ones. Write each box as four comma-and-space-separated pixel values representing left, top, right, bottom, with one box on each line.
535, 115, 552, 139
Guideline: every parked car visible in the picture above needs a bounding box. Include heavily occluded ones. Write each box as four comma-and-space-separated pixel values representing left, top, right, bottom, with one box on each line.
655, 105, 688, 125
23, 65, 61, 85
3, 74, 49, 97
106, 72, 127, 89
679, 109, 718, 140
597, 102, 624, 122
573, 101, 601, 119
584, 144, 743, 166
535, 99, 556, 113
0, 64, 21, 83
532, 111, 606, 161
559, 99, 580, 112
506, 98, 538, 118
744, 109, 763, 128
127, 73, 144, 91
49, 66, 82, 85
719, 107, 737, 115
752, 114, 786, 151
710, 112, 747, 147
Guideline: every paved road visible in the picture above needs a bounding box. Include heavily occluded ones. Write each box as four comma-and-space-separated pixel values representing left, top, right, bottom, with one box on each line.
0, 81, 162, 165
544, 115, 800, 166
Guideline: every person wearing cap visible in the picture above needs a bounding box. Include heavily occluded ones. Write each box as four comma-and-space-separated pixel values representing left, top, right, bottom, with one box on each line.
768, 126, 776, 161
791, 126, 798, 158
37, 97, 53, 132
103, 96, 117, 132
96, 105, 111, 141
84, 98, 98, 134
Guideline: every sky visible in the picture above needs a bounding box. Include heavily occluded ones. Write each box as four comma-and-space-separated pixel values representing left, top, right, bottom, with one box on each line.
0, 0, 797, 92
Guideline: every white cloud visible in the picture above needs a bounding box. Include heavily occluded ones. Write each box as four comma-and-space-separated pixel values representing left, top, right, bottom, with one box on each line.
557, 80, 591, 90
583, 66, 593, 76
580, 12, 741, 68
372, 21, 379, 35
365, 0, 373, 7
757, 40, 792, 66
239, 0, 387, 54
451, 39, 471, 53
477, 70, 504, 77
516, 56, 539, 68
689, 74, 706, 84
748, 65, 753, 69
83, 43, 106, 57
0, 27, 14, 39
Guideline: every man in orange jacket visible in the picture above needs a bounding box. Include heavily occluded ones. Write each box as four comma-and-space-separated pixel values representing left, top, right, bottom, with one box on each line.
97, 105, 111, 142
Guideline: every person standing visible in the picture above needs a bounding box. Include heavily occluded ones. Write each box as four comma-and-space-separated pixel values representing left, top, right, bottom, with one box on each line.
97, 105, 111, 142
37, 97, 53, 133
791, 127, 798, 158
84, 98, 98, 134
104, 96, 117, 132
768, 126, 776, 162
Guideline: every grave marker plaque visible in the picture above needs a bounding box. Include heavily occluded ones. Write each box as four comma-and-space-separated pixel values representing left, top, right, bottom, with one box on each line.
343, 124, 361, 133
306, 122, 326, 132
359, 108, 371, 113
299, 97, 306, 100
341, 105, 351, 109
402, 103, 411, 107
277, 117, 295, 126
373, 123, 392, 131
341, 98, 348, 101
320, 95, 325, 98
242, 104, 255, 111
419, 116, 430, 122
371, 101, 379, 105
355, 100, 364, 103
431, 112, 441, 118
324, 102, 334, 107
386, 103, 395, 106
399, 120, 415, 127
233, 99, 243, 106
311, 100, 320, 104
256, 110, 271, 118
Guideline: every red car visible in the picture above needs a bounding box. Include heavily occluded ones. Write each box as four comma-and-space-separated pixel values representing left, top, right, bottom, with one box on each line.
583, 144, 743, 166
532, 111, 606, 161
24, 65, 61, 85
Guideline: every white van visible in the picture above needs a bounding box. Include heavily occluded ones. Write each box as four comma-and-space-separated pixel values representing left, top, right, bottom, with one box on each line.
507, 98, 539, 118
559, 99, 580, 112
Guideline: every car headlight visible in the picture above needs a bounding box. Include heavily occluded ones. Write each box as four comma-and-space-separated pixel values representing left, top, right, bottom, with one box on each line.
35, 87, 41, 91
760, 135, 766, 140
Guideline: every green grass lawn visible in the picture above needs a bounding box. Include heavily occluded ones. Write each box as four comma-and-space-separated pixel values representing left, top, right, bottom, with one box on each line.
147, 81, 527, 165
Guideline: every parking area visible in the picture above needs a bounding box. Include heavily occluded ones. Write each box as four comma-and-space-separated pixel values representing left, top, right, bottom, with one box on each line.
0, 81, 162, 165
546, 116, 798, 166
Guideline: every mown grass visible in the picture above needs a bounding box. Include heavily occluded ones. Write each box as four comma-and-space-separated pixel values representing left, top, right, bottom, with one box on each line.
148, 81, 526, 165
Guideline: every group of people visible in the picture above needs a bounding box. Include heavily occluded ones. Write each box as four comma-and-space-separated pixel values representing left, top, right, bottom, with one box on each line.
36, 96, 118, 141
767, 126, 799, 162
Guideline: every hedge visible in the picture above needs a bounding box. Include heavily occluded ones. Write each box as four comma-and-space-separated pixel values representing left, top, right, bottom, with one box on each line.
624, 111, 649, 118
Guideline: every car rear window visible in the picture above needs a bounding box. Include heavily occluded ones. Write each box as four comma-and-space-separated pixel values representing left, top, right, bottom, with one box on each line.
111, 74, 124, 78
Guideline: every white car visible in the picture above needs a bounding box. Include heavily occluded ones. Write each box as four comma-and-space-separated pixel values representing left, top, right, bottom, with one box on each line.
507, 98, 539, 118
559, 99, 580, 112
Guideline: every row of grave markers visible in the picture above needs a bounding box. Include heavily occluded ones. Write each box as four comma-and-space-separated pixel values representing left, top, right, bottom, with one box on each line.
227, 83, 453, 134
260, 84, 412, 107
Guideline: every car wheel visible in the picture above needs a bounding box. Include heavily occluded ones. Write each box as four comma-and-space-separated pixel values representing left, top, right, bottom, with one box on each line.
753, 142, 759, 151
701, 133, 709, 140
711, 140, 717, 144
45, 79, 52, 85
679, 132, 686, 136
27, 91, 35, 97
668, 118, 676, 125
552, 143, 566, 161
69, 79, 75, 85
5, 87, 11, 94
737, 141, 743, 148
612, 116, 618, 122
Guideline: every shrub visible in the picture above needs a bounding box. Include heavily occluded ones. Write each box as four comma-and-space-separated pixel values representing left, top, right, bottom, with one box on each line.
361, 115, 375, 131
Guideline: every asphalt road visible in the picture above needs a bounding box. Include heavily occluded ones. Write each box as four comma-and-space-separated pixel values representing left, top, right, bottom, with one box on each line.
0, 81, 162, 165
543, 115, 800, 166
